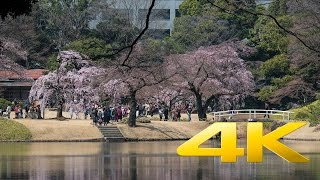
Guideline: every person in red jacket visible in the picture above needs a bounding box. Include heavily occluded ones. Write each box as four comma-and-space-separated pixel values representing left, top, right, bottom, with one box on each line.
14, 105, 19, 119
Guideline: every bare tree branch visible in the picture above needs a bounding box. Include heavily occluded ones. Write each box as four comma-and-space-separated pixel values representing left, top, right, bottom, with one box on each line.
207, 0, 320, 53
99, 0, 156, 66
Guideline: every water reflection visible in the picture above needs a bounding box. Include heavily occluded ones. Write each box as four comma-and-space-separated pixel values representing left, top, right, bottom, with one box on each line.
0, 141, 320, 179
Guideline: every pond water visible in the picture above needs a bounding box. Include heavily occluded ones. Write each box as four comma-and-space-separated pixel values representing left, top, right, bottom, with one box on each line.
0, 140, 319, 180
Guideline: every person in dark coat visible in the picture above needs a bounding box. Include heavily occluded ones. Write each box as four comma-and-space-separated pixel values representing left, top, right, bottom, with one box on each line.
264, 103, 270, 119
91, 107, 98, 125
177, 109, 181, 121
103, 107, 111, 126
164, 107, 169, 121
36, 105, 42, 119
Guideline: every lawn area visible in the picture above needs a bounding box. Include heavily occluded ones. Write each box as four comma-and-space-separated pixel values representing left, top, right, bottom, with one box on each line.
17, 119, 103, 141
0, 119, 32, 141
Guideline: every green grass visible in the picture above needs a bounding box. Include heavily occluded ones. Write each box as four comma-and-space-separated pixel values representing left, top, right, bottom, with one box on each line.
0, 119, 32, 141
291, 100, 320, 126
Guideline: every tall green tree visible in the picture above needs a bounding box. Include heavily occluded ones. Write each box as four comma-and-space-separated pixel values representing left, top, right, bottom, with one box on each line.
170, 0, 257, 51
34, 0, 95, 51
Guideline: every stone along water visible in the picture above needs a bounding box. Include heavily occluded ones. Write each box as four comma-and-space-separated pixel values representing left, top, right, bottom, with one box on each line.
0, 140, 319, 180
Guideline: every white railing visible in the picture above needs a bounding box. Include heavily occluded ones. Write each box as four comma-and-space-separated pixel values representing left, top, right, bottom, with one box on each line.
212, 109, 294, 121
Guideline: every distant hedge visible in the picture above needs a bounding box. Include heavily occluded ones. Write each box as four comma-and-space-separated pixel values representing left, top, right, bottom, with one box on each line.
291, 100, 320, 126
0, 98, 11, 110
0, 119, 32, 141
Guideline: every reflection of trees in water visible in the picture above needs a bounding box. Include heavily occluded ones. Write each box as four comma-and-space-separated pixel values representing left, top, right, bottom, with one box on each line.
0, 142, 103, 180
0, 142, 320, 179
129, 152, 137, 180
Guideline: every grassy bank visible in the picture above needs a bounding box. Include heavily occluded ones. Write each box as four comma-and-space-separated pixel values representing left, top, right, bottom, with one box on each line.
291, 100, 320, 126
17, 120, 103, 141
0, 119, 32, 141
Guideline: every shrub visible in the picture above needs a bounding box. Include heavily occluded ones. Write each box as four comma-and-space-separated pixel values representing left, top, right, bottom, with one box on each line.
0, 120, 32, 141
120, 116, 152, 124
271, 75, 293, 88
291, 100, 320, 126
0, 98, 11, 110
258, 86, 276, 101
64, 37, 111, 59
259, 54, 290, 78
136, 116, 152, 123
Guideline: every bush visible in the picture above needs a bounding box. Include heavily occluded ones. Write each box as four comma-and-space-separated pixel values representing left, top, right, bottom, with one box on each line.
0, 98, 11, 110
258, 86, 276, 101
271, 75, 293, 88
0, 120, 32, 141
263, 122, 272, 130
291, 100, 320, 126
46, 54, 59, 71
64, 37, 112, 59
137, 117, 151, 123
259, 54, 290, 78
120, 116, 152, 124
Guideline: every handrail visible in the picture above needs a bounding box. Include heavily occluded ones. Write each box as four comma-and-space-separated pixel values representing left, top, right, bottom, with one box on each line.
211, 109, 294, 121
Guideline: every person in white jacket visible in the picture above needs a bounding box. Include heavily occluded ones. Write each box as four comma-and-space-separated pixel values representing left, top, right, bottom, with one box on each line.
6, 105, 11, 119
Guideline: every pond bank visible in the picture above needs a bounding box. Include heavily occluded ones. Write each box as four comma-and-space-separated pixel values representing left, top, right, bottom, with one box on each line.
283, 122, 320, 141
16, 119, 103, 142
1, 119, 319, 142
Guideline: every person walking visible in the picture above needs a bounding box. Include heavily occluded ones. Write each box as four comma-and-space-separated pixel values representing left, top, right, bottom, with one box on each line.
24, 104, 29, 118
19, 105, 23, 118
177, 108, 181, 121
117, 106, 123, 122
14, 105, 19, 119
84, 106, 90, 120
150, 105, 154, 117
264, 102, 270, 119
69, 107, 74, 119
6, 105, 11, 119
103, 107, 111, 126
159, 108, 163, 121
91, 107, 98, 126
164, 107, 169, 121
36, 105, 42, 119
98, 109, 103, 126
187, 106, 192, 122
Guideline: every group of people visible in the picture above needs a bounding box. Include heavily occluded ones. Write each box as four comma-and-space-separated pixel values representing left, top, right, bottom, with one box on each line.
0, 101, 42, 119
85, 105, 129, 126
158, 105, 193, 122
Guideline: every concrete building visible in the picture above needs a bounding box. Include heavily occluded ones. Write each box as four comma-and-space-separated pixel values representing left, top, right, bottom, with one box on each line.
89, 0, 272, 38
90, 0, 183, 37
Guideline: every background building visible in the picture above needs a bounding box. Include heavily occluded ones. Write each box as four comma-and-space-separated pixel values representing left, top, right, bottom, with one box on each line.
90, 0, 183, 37
0, 68, 47, 101
90, 0, 272, 38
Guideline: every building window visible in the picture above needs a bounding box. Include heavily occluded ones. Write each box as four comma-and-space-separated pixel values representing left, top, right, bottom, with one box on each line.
175, 9, 181, 17
139, 9, 170, 21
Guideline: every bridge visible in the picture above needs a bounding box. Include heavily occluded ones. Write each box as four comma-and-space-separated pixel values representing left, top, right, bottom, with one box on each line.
212, 109, 294, 122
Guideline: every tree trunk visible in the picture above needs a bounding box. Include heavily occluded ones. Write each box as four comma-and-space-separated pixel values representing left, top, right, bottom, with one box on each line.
128, 91, 137, 127
57, 103, 63, 118
195, 93, 206, 120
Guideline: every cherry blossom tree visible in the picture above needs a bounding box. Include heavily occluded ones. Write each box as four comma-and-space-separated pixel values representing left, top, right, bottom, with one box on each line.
166, 43, 255, 119
99, 45, 170, 127
29, 51, 104, 119
140, 85, 192, 112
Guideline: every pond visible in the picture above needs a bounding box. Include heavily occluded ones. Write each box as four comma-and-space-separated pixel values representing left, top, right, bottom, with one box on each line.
0, 140, 319, 180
